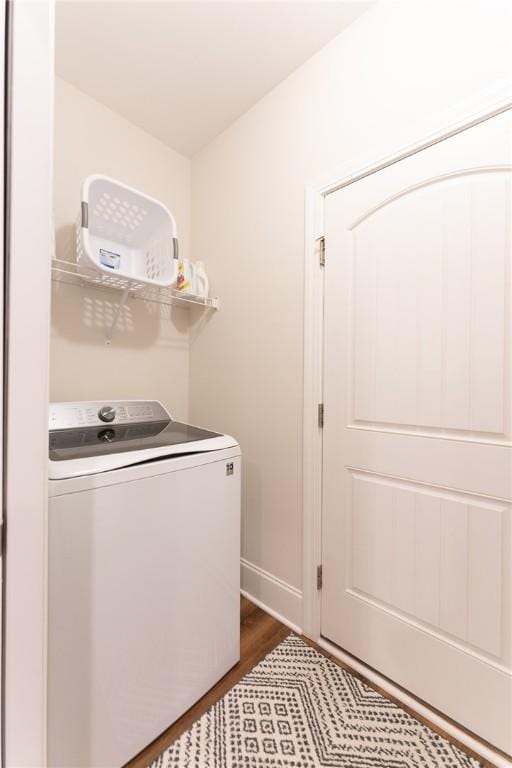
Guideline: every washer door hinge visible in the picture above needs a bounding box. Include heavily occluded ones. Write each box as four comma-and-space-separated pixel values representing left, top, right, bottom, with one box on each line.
317, 564, 323, 590
318, 403, 324, 428
317, 236, 325, 267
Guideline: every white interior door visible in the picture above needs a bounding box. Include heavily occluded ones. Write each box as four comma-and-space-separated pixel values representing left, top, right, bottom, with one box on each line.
321, 109, 512, 753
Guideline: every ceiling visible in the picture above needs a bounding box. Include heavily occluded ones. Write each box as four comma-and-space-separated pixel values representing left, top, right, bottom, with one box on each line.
55, 1, 371, 156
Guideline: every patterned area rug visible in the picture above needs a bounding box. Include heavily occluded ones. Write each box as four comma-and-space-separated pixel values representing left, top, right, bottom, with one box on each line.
151, 634, 482, 767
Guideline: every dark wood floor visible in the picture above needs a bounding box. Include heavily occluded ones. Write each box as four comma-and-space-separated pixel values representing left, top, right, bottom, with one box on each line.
126, 596, 497, 768
126, 597, 289, 768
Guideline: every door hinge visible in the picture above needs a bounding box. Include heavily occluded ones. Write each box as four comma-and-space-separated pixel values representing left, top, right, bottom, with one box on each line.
317, 564, 323, 590
317, 236, 325, 267
318, 402, 324, 428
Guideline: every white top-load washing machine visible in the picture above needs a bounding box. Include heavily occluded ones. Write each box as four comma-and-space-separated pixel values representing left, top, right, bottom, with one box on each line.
47, 400, 241, 768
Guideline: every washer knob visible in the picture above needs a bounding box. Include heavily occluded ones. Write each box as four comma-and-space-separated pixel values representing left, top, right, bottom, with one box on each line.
98, 405, 116, 423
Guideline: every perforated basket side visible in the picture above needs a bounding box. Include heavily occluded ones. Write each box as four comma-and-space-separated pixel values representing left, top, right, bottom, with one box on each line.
88, 188, 150, 246
75, 211, 85, 267
144, 239, 177, 284
84, 175, 176, 247
77, 175, 178, 289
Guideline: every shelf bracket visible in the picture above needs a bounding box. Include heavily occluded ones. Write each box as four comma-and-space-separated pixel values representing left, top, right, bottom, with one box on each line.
105, 287, 130, 346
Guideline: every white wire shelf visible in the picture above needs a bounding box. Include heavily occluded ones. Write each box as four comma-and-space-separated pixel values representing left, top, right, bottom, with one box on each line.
51, 258, 218, 345
51, 258, 219, 310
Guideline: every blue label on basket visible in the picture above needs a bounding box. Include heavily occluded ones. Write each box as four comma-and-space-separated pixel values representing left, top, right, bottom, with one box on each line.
99, 249, 121, 269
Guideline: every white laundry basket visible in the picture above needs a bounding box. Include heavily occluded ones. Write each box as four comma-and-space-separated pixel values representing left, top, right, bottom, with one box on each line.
76, 175, 178, 290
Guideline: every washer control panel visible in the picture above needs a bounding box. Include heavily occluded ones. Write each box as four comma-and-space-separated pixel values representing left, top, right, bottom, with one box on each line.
49, 400, 171, 431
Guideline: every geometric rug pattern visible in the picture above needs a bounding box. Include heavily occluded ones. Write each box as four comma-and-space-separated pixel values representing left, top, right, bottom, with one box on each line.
151, 634, 483, 767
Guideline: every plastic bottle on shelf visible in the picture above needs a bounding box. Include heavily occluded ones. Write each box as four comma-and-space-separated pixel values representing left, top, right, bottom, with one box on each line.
194, 261, 209, 298
175, 259, 197, 294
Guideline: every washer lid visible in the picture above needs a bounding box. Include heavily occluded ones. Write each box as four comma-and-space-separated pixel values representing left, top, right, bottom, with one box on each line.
49, 420, 222, 462
48, 427, 239, 480
48, 400, 238, 480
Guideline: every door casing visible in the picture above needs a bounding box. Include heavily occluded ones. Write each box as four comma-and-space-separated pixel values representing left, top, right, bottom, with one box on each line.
2, 3, 54, 767
301, 79, 512, 768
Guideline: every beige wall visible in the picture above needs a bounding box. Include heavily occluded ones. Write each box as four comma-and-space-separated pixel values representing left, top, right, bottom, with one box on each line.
51, 77, 191, 419
189, 0, 512, 610
52, 0, 512, 624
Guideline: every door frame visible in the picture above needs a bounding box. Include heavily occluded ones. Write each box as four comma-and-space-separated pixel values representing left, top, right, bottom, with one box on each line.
2, 2, 54, 766
302, 79, 512, 766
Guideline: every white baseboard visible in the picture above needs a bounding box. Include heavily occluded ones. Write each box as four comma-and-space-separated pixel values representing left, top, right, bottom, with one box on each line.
240, 558, 303, 634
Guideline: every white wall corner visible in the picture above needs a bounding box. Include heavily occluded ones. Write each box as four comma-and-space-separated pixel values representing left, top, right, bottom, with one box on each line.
241, 559, 303, 634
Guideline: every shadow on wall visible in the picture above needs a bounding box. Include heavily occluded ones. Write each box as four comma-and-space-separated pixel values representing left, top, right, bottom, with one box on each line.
52, 223, 191, 348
